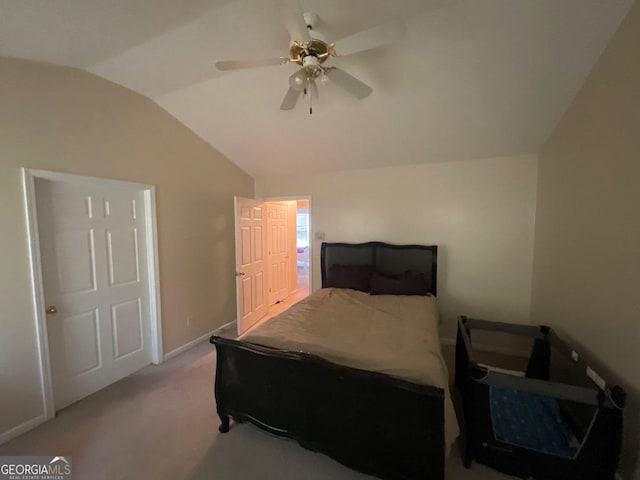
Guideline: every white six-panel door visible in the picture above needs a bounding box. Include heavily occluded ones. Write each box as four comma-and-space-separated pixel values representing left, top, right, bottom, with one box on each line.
235, 197, 268, 335
35, 178, 152, 410
267, 203, 289, 306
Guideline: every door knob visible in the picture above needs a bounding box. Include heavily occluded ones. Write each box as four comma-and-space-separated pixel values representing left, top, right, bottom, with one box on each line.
235, 272, 246, 277
46, 305, 58, 314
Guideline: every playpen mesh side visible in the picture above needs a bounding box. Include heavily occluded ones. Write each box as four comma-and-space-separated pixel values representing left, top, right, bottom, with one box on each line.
456, 317, 626, 480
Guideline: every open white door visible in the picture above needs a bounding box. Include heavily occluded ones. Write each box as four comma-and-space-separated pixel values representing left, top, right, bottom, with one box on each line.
267, 202, 289, 306
235, 197, 268, 335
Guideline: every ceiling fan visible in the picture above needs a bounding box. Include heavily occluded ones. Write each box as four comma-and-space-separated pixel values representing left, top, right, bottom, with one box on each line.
215, 0, 405, 113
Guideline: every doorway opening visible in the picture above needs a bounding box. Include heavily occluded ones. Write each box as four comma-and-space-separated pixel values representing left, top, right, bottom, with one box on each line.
295, 199, 310, 297
260, 197, 312, 328
233, 196, 312, 336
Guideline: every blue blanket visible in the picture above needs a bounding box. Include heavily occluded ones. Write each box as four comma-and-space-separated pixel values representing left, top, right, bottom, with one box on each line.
490, 387, 580, 459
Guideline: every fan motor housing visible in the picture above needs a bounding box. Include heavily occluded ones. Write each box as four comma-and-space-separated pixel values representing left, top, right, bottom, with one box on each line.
290, 38, 331, 65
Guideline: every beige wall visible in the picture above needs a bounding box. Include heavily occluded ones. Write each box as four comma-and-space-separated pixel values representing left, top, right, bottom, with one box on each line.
0, 57, 253, 435
530, 3, 640, 478
256, 155, 538, 341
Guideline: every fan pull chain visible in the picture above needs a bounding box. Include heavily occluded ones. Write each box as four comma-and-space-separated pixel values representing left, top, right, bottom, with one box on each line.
301, 78, 314, 114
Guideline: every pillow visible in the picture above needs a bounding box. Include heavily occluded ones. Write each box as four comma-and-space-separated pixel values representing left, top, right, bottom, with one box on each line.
325, 264, 374, 292
370, 270, 431, 296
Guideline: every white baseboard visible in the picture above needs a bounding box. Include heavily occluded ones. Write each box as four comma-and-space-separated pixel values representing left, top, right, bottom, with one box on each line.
2, 322, 235, 445
0, 414, 46, 445
163, 329, 218, 362
211, 319, 236, 336
440, 337, 530, 358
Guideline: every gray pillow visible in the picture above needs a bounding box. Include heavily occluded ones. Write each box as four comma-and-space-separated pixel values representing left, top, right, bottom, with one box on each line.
370, 270, 430, 296
325, 264, 374, 292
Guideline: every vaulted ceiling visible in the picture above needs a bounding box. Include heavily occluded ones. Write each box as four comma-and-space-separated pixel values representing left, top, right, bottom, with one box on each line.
0, 0, 634, 176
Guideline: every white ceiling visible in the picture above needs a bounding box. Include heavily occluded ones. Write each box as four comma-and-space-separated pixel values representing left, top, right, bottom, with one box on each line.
0, 0, 634, 177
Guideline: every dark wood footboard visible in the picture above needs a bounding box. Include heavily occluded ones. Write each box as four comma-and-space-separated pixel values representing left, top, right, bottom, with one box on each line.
211, 335, 445, 480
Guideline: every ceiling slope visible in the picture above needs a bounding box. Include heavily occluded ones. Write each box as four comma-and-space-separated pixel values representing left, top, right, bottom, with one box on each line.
0, 0, 634, 176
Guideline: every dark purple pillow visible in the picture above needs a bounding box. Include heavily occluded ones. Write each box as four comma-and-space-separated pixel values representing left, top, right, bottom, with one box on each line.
370, 270, 430, 296
325, 264, 374, 292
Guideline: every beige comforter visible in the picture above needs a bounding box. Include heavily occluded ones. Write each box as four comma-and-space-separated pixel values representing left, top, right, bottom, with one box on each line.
242, 288, 460, 450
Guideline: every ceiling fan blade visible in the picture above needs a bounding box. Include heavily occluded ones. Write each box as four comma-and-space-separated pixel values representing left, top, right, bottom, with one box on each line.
327, 68, 372, 99
215, 58, 285, 71
280, 87, 302, 110
333, 21, 406, 57
273, 0, 311, 43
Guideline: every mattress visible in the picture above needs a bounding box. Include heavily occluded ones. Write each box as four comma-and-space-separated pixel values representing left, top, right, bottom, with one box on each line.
242, 287, 460, 449
490, 387, 580, 459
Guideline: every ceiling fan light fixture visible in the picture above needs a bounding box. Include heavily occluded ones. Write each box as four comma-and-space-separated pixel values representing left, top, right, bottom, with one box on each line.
289, 70, 307, 91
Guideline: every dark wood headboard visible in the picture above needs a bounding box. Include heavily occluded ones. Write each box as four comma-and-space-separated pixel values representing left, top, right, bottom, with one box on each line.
320, 241, 438, 296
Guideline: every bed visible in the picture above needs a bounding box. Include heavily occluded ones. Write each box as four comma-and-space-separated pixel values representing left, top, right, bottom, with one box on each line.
210, 241, 457, 480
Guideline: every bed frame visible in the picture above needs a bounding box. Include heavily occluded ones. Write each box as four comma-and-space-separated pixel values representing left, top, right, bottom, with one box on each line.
210, 242, 445, 480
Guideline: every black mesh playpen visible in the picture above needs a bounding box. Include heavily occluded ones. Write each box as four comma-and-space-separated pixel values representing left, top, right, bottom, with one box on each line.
455, 316, 626, 480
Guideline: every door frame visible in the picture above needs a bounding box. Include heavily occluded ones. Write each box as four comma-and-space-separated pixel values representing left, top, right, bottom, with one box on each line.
263, 196, 313, 292
22, 168, 164, 421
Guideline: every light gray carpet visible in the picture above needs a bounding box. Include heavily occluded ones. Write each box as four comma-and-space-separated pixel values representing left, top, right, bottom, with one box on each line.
0, 342, 515, 480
